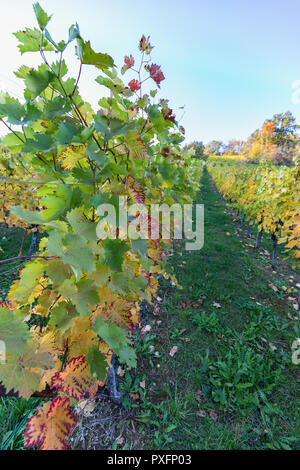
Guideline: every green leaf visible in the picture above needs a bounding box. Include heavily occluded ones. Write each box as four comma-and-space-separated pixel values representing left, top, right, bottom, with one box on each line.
0, 353, 40, 399
33, 2, 52, 30
88, 265, 110, 287
14, 28, 54, 54
86, 345, 108, 382
131, 239, 148, 258
45, 259, 72, 285
76, 39, 115, 70
19, 259, 46, 289
87, 141, 109, 166
14, 65, 31, 79
44, 96, 72, 119
22, 134, 53, 153
57, 278, 99, 316
1, 132, 24, 152
93, 317, 136, 368
0, 342, 53, 399
103, 239, 129, 272
47, 231, 96, 275
0, 308, 30, 355
25, 69, 55, 98
109, 272, 131, 295
66, 207, 97, 242
9, 206, 44, 225
0, 99, 25, 125
49, 302, 76, 333
55, 121, 82, 145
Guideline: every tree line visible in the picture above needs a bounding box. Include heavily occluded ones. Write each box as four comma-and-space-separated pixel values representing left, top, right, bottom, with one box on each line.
186, 111, 299, 166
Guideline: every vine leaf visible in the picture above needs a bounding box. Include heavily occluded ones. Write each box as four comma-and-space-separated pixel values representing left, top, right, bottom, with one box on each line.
51, 355, 92, 400
14, 28, 54, 54
76, 39, 115, 70
93, 317, 137, 368
0, 341, 53, 399
59, 144, 86, 170
86, 345, 108, 382
0, 308, 29, 355
24, 396, 77, 450
33, 2, 52, 31
126, 174, 146, 203
125, 130, 148, 160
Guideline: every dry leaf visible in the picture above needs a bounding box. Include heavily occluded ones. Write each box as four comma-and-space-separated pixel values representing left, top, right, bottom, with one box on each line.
141, 324, 151, 334
76, 399, 96, 417
169, 346, 178, 357
129, 393, 139, 401
195, 390, 204, 403
139, 380, 146, 389
208, 409, 218, 422
213, 302, 221, 308
117, 367, 125, 377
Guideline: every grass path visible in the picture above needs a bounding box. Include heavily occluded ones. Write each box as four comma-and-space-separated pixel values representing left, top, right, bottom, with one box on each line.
125, 168, 300, 450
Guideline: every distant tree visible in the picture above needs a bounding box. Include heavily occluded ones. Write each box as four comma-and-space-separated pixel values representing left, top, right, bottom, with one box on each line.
223, 140, 245, 155
245, 111, 299, 165
205, 140, 224, 155
270, 111, 299, 154
192, 141, 205, 159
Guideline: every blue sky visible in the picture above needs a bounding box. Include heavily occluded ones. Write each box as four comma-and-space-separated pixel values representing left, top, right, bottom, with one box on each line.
1, 0, 300, 144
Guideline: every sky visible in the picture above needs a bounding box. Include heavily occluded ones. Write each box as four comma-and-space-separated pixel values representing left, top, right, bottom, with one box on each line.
1, 0, 300, 144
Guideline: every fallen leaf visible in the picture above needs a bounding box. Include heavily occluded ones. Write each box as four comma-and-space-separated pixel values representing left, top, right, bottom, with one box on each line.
269, 283, 279, 293
129, 393, 139, 401
196, 410, 206, 418
117, 367, 125, 377
208, 409, 218, 422
139, 380, 146, 389
213, 302, 221, 308
76, 399, 96, 417
195, 390, 204, 403
169, 346, 178, 357
141, 324, 151, 334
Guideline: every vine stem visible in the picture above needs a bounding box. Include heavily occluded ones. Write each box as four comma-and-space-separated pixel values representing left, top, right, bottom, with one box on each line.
0, 255, 58, 265
18, 226, 28, 257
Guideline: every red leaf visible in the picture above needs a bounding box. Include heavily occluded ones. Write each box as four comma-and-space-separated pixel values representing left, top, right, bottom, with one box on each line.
139, 35, 153, 54
128, 79, 141, 92
145, 64, 165, 87
125, 55, 135, 68
24, 396, 77, 450
121, 55, 135, 74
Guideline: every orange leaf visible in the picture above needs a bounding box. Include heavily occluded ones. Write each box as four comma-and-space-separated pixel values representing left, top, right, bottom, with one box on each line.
24, 396, 77, 450
51, 356, 92, 401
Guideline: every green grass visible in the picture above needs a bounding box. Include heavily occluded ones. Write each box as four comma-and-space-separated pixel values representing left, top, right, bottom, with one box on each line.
0, 397, 41, 450
118, 168, 300, 450
0, 224, 34, 298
